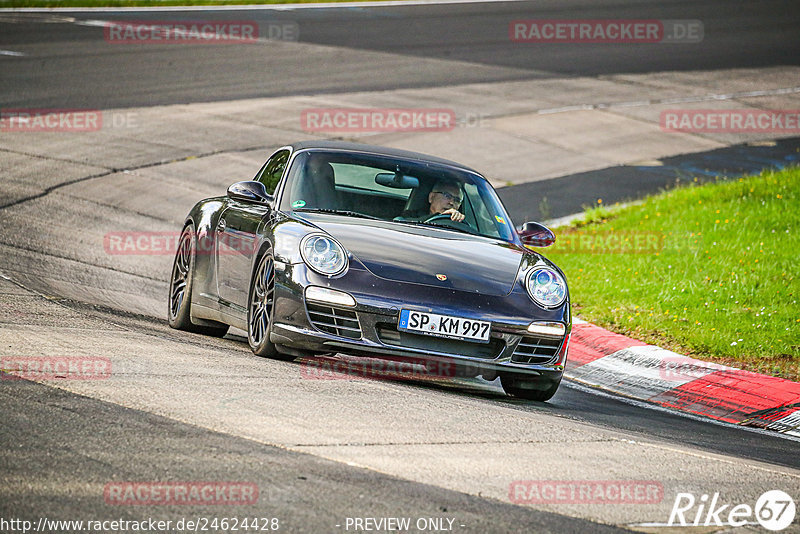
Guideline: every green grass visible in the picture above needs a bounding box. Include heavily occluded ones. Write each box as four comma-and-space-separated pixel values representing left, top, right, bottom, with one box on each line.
1, 0, 356, 7
546, 166, 800, 380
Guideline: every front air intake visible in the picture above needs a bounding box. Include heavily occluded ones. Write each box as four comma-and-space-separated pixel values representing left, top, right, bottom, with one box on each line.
306, 302, 362, 339
511, 336, 563, 364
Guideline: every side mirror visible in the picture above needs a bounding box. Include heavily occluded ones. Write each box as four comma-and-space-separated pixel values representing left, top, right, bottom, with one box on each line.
227, 181, 273, 205
518, 221, 555, 248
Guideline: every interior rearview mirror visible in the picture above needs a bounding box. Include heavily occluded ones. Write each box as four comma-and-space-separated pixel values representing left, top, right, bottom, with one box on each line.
375, 172, 420, 189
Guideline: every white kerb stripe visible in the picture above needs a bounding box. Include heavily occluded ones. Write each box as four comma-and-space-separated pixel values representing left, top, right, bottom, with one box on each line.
566, 345, 730, 400
772, 411, 800, 437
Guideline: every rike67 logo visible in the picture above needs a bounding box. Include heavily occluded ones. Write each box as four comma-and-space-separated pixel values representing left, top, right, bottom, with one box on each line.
669, 490, 796, 531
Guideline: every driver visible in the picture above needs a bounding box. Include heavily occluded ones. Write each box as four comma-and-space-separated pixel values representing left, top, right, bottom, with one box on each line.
398, 180, 465, 222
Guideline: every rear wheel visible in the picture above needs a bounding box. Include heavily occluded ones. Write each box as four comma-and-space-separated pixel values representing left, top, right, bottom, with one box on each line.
168, 224, 229, 337
248, 250, 294, 360
500, 373, 561, 402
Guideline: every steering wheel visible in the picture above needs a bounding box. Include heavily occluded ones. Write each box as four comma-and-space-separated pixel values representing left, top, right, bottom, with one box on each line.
423, 213, 457, 223
423, 213, 477, 234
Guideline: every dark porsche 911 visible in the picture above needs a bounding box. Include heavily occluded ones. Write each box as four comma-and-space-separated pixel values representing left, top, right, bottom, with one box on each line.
168, 141, 570, 401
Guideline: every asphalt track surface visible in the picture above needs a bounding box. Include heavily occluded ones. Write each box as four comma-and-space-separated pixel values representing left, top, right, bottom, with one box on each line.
500, 136, 800, 223
2, 1, 800, 532
0, 378, 629, 534
0, 0, 798, 108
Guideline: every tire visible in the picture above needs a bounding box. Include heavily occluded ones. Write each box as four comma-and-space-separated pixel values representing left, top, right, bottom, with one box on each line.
500, 373, 561, 402
168, 223, 229, 337
247, 249, 294, 360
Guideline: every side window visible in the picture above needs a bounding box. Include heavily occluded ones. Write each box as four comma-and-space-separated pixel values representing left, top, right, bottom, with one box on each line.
255, 149, 290, 195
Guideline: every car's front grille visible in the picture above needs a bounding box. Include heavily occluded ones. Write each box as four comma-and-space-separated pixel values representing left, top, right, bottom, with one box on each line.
306, 303, 362, 339
375, 323, 504, 359
511, 335, 563, 365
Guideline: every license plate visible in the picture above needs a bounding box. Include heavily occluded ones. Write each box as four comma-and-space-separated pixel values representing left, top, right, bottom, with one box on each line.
398, 309, 491, 343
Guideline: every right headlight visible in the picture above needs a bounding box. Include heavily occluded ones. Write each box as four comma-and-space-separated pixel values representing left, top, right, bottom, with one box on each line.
300, 234, 348, 276
526, 267, 567, 308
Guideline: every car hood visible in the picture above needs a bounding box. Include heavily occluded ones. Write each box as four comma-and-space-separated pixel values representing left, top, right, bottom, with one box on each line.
296, 214, 525, 296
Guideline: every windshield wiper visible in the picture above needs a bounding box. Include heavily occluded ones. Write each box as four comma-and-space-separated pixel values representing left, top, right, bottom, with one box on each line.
294, 208, 380, 220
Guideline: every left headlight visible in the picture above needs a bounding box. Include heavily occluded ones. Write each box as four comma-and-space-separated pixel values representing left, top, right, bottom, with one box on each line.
300, 234, 348, 276
526, 267, 567, 308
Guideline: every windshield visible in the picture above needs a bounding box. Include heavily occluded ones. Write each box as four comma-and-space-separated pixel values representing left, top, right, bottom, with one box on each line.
279, 149, 515, 242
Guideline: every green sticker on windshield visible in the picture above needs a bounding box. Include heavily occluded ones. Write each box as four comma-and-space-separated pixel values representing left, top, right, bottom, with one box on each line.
495, 215, 505, 224
292, 199, 306, 208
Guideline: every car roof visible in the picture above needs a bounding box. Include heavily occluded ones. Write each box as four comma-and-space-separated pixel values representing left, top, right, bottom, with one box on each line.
289, 140, 483, 176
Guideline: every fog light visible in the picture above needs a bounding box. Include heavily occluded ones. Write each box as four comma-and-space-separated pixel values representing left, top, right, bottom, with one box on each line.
527, 322, 565, 337
305, 286, 356, 307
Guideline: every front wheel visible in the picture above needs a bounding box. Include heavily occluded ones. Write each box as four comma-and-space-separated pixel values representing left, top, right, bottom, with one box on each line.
168, 224, 229, 337
247, 250, 294, 360
500, 373, 561, 402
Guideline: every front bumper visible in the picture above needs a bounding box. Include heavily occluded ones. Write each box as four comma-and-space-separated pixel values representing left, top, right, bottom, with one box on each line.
269, 261, 569, 380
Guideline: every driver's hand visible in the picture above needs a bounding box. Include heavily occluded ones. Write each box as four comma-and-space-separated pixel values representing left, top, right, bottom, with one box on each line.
442, 208, 465, 222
